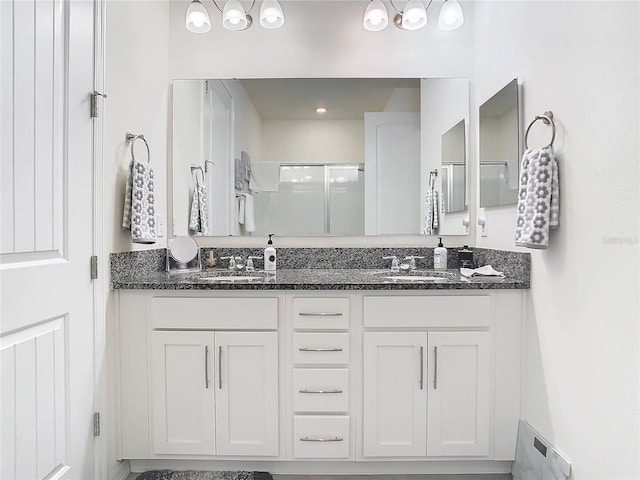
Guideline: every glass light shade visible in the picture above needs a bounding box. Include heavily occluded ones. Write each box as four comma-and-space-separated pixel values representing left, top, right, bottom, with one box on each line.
363, 0, 388, 31
260, 0, 284, 28
185, 0, 211, 33
438, 0, 464, 30
402, 0, 427, 30
223, 0, 248, 31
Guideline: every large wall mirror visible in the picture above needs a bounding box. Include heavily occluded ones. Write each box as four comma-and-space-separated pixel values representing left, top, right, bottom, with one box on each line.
171, 78, 469, 237
479, 78, 521, 208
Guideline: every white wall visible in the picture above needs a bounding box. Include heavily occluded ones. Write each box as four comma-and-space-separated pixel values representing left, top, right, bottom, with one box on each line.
473, 2, 639, 479
262, 119, 364, 165
104, 1, 170, 478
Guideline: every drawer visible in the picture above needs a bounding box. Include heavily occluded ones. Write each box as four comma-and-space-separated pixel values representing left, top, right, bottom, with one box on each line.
293, 416, 350, 459
293, 333, 349, 365
363, 295, 492, 328
293, 369, 349, 413
150, 297, 278, 329
292, 297, 350, 330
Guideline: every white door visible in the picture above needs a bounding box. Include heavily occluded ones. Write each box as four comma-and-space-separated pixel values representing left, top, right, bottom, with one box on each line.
149, 331, 216, 455
362, 332, 427, 457
215, 331, 279, 456
0, 0, 97, 479
427, 332, 491, 456
364, 112, 421, 235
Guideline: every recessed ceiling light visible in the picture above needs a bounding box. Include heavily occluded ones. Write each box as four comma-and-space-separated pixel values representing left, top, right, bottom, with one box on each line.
316, 106, 327, 114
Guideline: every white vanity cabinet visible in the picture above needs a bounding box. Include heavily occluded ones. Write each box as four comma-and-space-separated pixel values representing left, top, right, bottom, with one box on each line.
117, 291, 283, 460
150, 330, 279, 456
117, 287, 523, 472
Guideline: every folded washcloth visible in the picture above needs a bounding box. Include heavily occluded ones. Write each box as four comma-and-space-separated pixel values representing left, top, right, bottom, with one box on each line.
460, 265, 505, 278
122, 159, 156, 244
189, 173, 209, 235
250, 162, 280, 192
237, 193, 256, 233
515, 145, 559, 249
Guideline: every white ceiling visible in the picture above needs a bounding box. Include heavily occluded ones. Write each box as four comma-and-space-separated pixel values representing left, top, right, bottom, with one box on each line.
240, 78, 420, 120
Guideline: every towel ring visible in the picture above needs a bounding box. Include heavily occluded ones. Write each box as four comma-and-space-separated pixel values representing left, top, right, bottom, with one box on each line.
524, 111, 556, 149
125, 133, 151, 163
190, 165, 205, 183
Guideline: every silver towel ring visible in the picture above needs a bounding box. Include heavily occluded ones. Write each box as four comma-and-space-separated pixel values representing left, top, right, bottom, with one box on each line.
524, 111, 556, 149
125, 132, 151, 163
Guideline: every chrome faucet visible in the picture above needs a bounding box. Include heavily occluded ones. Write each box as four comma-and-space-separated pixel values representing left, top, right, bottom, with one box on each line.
220, 256, 245, 271
400, 255, 425, 271
383, 256, 400, 272
246, 256, 262, 272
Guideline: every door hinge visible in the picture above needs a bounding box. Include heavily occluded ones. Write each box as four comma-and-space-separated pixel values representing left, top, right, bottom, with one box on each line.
90, 255, 98, 280
93, 412, 101, 437
91, 91, 107, 118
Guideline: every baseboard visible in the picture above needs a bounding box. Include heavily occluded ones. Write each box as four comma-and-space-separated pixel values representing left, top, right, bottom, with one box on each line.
129, 459, 512, 475
111, 460, 131, 480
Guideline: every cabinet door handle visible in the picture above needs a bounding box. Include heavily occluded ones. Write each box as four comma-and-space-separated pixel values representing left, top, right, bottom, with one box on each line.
299, 389, 343, 394
300, 436, 344, 442
434, 346, 438, 390
218, 346, 223, 389
420, 346, 424, 390
204, 345, 209, 389
298, 312, 343, 317
298, 347, 343, 352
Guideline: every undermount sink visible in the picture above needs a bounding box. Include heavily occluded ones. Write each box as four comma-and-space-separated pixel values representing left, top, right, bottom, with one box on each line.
383, 275, 448, 282
197, 276, 263, 282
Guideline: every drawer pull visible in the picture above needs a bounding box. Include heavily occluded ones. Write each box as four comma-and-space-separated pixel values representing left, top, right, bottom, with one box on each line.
299, 389, 343, 394
299, 347, 343, 352
218, 346, 223, 389
300, 436, 344, 442
299, 312, 343, 317
433, 345, 438, 390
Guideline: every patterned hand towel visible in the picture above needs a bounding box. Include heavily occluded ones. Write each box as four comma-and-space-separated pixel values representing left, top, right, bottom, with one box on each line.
122, 159, 156, 244
189, 175, 209, 235
422, 189, 441, 235
515, 145, 559, 249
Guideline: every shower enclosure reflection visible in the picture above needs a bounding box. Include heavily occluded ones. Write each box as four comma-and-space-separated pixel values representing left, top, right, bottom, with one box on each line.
253, 164, 364, 236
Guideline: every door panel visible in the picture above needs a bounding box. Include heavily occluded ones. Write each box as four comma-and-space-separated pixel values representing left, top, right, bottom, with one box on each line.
427, 331, 491, 456
215, 331, 278, 456
0, 0, 96, 478
363, 332, 427, 457
150, 331, 216, 455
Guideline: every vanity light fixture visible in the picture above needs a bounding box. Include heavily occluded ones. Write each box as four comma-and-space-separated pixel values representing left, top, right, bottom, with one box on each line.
363, 0, 464, 31
185, 0, 285, 32
437, 0, 464, 30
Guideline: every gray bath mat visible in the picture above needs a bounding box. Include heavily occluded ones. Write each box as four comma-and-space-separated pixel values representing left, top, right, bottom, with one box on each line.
136, 471, 273, 480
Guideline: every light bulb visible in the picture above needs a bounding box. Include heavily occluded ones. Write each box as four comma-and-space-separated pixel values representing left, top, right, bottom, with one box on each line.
223, 0, 248, 30
401, 0, 427, 30
185, 0, 211, 33
363, 0, 388, 31
438, 0, 464, 30
260, 0, 284, 28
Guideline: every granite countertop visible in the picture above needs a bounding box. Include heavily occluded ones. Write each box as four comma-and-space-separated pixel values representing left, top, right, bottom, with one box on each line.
111, 268, 529, 291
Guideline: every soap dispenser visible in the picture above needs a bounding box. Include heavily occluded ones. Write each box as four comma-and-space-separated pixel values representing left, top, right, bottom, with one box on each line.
434, 237, 448, 271
264, 234, 277, 272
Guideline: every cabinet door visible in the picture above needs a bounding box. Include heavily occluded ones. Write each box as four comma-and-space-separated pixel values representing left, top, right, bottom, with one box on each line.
427, 331, 491, 456
149, 331, 215, 455
363, 332, 427, 457
215, 331, 279, 456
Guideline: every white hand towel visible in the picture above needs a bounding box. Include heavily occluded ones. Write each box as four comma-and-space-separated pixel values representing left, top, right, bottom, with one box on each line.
122, 159, 156, 244
189, 175, 209, 235
460, 265, 505, 278
515, 145, 559, 249
237, 193, 256, 233
250, 162, 280, 192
